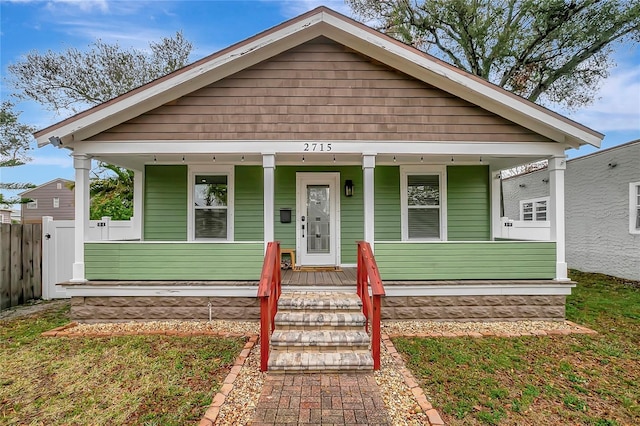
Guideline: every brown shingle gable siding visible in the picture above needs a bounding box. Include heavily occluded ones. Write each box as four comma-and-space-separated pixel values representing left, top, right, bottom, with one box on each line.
89, 37, 552, 143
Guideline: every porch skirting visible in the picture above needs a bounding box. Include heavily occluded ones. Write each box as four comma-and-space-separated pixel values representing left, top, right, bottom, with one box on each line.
70, 296, 259, 323
382, 295, 566, 322
69, 294, 566, 322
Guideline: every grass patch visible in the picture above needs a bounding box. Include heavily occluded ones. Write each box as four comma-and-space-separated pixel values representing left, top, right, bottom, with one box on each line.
394, 270, 640, 425
0, 305, 246, 425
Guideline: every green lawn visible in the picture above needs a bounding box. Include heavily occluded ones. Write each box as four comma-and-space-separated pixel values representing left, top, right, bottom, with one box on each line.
0, 304, 246, 425
394, 270, 640, 425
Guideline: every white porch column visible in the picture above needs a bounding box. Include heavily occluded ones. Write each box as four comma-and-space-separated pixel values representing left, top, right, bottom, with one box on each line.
490, 169, 502, 240
263, 154, 276, 251
71, 154, 91, 282
362, 154, 376, 248
549, 156, 568, 281
132, 169, 144, 240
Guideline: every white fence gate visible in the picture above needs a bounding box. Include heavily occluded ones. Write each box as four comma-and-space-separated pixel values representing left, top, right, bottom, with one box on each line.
42, 216, 138, 299
500, 217, 551, 241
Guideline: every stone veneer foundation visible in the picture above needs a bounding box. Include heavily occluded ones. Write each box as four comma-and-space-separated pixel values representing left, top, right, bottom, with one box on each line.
70, 294, 566, 322
71, 296, 260, 323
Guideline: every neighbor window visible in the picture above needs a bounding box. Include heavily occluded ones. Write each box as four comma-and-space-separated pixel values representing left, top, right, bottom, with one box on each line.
26, 200, 38, 209
520, 197, 549, 221
631, 182, 640, 234
56, 182, 62, 189
401, 167, 446, 240
191, 166, 234, 240
53, 197, 60, 208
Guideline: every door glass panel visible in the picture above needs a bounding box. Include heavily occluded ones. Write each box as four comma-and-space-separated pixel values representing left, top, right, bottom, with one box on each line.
307, 185, 330, 254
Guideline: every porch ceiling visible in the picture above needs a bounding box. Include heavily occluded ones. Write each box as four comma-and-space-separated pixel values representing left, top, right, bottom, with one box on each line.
93, 152, 544, 172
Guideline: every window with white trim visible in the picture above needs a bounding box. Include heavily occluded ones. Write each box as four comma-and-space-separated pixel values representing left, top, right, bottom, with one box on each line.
56, 182, 62, 189
520, 197, 549, 221
401, 167, 446, 240
53, 197, 60, 208
631, 182, 640, 234
190, 166, 234, 241
26, 200, 38, 209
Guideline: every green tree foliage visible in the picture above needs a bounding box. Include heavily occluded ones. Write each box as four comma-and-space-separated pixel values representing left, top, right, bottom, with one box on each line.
0, 102, 35, 207
88, 164, 135, 220
7, 31, 193, 114
347, 0, 640, 109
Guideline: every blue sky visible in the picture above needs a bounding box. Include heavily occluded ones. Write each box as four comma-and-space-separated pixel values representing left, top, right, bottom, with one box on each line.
1, 0, 639, 206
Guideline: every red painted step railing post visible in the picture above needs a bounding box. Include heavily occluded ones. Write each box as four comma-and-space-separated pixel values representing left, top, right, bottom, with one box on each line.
258, 241, 281, 372
356, 241, 385, 371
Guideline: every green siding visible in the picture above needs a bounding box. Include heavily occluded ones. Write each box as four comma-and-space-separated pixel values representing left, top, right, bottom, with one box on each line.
375, 241, 556, 280
234, 166, 264, 241
274, 166, 363, 264
375, 166, 401, 241
447, 165, 490, 241
144, 165, 188, 241
85, 242, 264, 280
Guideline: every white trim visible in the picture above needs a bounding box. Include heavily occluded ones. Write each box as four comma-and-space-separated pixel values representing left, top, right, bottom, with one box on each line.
85, 240, 263, 244
548, 156, 568, 281
490, 169, 501, 240
296, 172, 341, 266
62, 283, 573, 298
630, 182, 640, 235
383, 283, 574, 297
71, 154, 91, 283
64, 285, 260, 298
400, 165, 447, 241
74, 140, 566, 158
132, 170, 144, 240
362, 154, 375, 247
263, 154, 276, 248
187, 165, 235, 241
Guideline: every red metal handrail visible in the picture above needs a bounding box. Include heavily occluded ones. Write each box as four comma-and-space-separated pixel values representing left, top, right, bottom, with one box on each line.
257, 241, 281, 372
356, 241, 385, 370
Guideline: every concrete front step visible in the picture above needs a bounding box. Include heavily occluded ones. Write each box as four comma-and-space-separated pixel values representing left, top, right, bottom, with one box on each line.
274, 311, 367, 328
267, 351, 374, 372
277, 292, 363, 311
270, 330, 370, 351
268, 291, 373, 372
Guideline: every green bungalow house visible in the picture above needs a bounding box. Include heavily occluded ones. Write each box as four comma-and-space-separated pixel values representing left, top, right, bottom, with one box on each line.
35, 7, 603, 323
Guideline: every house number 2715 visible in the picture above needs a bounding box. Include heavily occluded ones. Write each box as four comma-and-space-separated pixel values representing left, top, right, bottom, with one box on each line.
303, 143, 332, 152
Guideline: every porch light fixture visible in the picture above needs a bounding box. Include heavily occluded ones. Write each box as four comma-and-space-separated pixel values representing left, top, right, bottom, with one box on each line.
213, 156, 216, 162
302, 155, 305, 163
153, 155, 157, 163
393, 156, 396, 162
542, 178, 549, 183
451, 156, 454, 163
344, 180, 354, 197
182, 155, 185, 163
420, 156, 424, 163
519, 183, 526, 188
241, 155, 245, 162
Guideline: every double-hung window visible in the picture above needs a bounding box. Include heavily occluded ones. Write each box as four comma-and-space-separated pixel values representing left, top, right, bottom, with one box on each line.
190, 166, 234, 240
401, 166, 446, 240
631, 182, 640, 234
520, 197, 548, 221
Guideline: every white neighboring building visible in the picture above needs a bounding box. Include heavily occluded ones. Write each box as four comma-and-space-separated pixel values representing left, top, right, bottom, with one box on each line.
503, 139, 640, 281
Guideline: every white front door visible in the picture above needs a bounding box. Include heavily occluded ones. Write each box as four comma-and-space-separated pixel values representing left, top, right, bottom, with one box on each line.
296, 173, 340, 266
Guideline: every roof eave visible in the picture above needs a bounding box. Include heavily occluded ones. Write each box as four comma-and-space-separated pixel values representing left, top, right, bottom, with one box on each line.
34, 7, 604, 150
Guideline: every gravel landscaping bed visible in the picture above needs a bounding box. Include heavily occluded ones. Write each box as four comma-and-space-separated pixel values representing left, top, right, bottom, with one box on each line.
382, 319, 589, 336
71, 320, 260, 335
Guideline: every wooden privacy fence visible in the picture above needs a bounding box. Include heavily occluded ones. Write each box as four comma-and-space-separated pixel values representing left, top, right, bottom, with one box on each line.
0, 223, 42, 310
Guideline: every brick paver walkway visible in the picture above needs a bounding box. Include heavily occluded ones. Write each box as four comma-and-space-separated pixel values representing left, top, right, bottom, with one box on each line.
251, 373, 392, 425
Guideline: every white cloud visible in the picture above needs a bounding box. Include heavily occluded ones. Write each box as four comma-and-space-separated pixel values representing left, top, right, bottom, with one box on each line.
46, 0, 110, 13
563, 63, 640, 133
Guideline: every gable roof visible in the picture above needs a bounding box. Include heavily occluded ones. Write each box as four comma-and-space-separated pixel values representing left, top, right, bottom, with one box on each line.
34, 6, 603, 150
19, 178, 73, 196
